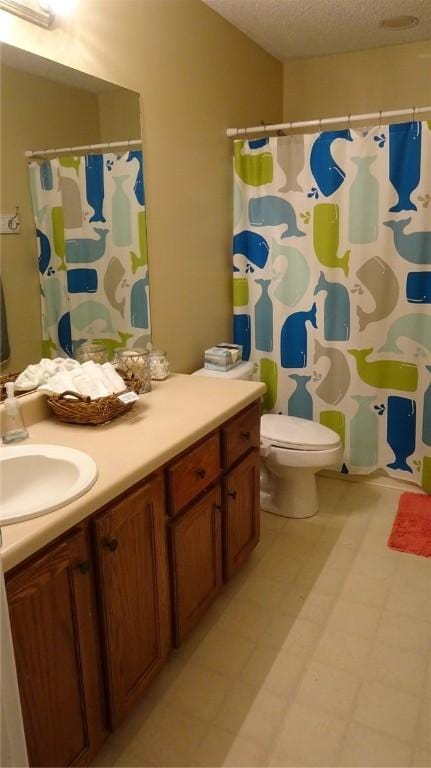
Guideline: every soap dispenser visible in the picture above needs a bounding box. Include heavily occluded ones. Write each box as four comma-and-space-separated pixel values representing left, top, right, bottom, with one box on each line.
2, 382, 29, 444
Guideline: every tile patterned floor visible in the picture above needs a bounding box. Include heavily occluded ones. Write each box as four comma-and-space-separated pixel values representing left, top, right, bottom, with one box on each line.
93, 477, 431, 767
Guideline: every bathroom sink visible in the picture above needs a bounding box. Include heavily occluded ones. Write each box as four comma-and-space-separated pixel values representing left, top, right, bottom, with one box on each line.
0, 444, 98, 525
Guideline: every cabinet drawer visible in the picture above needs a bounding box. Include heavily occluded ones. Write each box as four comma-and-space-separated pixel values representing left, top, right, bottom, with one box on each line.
222, 403, 260, 468
167, 432, 221, 515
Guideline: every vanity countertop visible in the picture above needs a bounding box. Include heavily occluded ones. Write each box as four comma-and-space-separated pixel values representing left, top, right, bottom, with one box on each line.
1, 373, 265, 572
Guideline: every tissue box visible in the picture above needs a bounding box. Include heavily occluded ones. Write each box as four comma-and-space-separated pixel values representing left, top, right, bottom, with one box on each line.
204, 343, 242, 366
204, 359, 242, 372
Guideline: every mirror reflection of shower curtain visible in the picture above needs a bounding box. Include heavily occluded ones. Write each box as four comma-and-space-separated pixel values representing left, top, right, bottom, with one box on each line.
28, 151, 151, 361
233, 122, 431, 490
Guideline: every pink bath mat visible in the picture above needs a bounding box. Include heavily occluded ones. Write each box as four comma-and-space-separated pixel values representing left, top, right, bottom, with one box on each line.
388, 492, 431, 557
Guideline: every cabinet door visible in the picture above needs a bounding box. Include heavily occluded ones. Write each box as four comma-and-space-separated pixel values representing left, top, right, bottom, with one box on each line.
93, 474, 171, 727
169, 485, 222, 645
223, 449, 260, 580
6, 530, 106, 768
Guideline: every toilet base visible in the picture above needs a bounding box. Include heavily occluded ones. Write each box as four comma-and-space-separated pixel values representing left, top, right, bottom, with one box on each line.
262, 467, 319, 519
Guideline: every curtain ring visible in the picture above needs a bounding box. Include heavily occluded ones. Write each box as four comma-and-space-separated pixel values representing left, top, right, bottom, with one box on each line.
348, 114, 352, 130
289, 120, 293, 134
412, 105, 416, 123
319, 117, 322, 134
378, 110, 382, 129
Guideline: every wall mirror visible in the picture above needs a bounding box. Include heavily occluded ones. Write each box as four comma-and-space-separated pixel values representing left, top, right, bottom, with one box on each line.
0, 43, 150, 390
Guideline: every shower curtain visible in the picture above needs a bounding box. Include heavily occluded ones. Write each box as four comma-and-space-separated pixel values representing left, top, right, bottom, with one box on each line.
233, 121, 431, 490
28, 150, 150, 361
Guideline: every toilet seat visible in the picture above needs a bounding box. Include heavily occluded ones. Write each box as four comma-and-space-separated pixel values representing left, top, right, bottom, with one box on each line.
261, 414, 340, 451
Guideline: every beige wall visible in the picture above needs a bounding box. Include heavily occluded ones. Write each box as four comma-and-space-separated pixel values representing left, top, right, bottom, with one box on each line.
284, 40, 431, 124
0, 65, 101, 373
0, 0, 283, 373
98, 90, 141, 143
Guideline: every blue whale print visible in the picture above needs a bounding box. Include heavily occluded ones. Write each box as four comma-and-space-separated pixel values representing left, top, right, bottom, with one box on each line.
127, 150, 145, 206
233, 314, 251, 361
384, 218, 431, 265
386, 396, 416, 473
67, 269, 98, 294
37, 228, 51, 274
40, 161, 53, 191
389, 121, 421, 213
314, 271, 350, 341
131, 275, 149, 329
280, 303, 317, 368
85, 155, 106, 223
65, 228, 109, 264
407, 272, 431, 304
58, 312, 73, 357
248, 196, 305, 239
310, 129, 353, 197
233, 230, 269, 269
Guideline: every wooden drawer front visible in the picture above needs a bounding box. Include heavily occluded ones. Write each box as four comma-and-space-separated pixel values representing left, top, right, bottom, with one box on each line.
222, 403, 260, 468
167, 432, 221, 515
169, 485, 222, 644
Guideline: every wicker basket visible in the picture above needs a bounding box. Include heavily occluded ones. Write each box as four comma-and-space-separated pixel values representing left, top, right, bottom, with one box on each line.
46, 390, 136, 426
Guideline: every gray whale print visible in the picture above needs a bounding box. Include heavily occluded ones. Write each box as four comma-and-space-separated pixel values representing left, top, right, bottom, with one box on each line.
356, 256, 399, 331
314, 340, 351, 405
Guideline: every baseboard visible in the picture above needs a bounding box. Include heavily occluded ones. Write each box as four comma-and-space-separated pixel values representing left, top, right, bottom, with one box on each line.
318, 469, 426, 495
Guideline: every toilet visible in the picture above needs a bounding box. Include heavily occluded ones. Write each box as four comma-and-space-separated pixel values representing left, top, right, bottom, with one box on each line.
192, 362, 342, 519
260, 414, 342, 518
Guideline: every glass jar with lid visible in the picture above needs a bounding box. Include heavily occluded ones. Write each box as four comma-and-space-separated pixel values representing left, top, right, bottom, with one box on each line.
113, 348, 151, 394
148, 349, 170, 380
77, 340, 108, 365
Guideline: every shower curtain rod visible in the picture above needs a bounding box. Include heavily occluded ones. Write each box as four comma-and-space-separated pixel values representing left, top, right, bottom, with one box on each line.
25, 138, 142, 158
226, 106, 431, 137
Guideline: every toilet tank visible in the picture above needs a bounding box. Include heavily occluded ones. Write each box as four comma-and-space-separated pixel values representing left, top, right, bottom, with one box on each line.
192, 361, 256, 380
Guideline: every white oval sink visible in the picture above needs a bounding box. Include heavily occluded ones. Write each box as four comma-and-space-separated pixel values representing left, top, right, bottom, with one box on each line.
0, 444, 98, 525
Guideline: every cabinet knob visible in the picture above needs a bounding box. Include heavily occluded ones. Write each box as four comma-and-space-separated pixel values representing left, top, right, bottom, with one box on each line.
103, 538, 118, 552
227, 490, 237, 500
240, 431, 250, 440
195, 468, 206, 479
214, 504, 222, 511
76, 560, 91, 574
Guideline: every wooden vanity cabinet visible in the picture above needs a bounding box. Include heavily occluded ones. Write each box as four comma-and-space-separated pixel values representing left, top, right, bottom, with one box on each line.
5, 397, 261, 765
92, 474, 171, 728
168, 484, 222, 644
6, 529, 106, 768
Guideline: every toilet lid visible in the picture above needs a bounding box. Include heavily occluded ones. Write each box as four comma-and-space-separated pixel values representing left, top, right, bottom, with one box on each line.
261, 414, 341, 451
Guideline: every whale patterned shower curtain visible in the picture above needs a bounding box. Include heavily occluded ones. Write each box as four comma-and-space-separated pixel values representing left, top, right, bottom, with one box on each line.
233, 121, 431, 490
28, 150, 150, 361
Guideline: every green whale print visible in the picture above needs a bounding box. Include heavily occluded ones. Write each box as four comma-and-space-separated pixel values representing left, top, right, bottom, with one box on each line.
260, 358, 277, 412
52, 207, 66, 271
348, 348, 418, 392
130, 211, 148, 273
234, 140, 273, 186
313, 204, 350, 276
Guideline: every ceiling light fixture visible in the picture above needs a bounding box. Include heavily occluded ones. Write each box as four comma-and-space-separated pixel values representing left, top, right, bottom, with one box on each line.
0, 0, 53, 27
39, 0, 76, 18
380, 15, 419, 30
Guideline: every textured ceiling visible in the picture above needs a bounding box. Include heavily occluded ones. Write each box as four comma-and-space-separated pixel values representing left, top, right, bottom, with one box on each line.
201, 0, 431, 60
